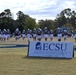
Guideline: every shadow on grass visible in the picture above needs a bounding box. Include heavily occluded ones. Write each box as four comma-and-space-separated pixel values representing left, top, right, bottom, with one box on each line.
22, 56, 73, 60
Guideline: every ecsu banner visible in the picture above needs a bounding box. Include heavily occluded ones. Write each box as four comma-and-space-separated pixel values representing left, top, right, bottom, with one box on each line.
28, 41, 74, 58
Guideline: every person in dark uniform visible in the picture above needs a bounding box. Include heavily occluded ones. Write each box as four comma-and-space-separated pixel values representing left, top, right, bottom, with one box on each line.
57, 28, 62, 41
43, 27, 48, 41
27, 29, 32, 41
63, 30, 68, 41
73, 29, 76, 41
33, 28, 37, 41
37, 28, 42, 41
2, 29, 7, 42
49, 29, 54, 41
14, 28, 20, 41
7, 29, 11, 40
0, 29, 2, 41
22, 29, 26, 40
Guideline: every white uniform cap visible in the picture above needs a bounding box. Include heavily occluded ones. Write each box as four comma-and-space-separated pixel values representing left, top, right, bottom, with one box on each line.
16, 28, 19, 31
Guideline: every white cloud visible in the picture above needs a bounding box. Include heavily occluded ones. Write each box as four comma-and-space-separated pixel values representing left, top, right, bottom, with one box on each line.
64, 1, 76, 10
0, 0, 76, 22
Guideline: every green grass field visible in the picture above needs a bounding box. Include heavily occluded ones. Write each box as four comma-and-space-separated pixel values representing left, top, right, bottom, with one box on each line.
0, 37, 76, 75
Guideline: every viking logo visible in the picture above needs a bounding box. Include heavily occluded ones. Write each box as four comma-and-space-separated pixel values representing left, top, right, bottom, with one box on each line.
35, 42, 42, 50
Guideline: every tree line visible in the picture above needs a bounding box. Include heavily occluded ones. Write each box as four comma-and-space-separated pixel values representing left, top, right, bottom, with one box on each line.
0, 8, 76, 33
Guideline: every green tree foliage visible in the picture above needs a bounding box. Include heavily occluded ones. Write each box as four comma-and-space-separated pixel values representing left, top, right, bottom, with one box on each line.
24, 17, 37, 30
16, 11, 37, 31
0, 8, 76, 33
16, 11, 29, 31
0, 9, 38, 32
38, 19, 55, 31
0, 9, 15, 33
55, 8, 76, 30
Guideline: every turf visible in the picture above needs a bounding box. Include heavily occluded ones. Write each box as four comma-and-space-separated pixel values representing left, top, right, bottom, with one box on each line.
0, 37, 76, 75
0, 48, 76, 75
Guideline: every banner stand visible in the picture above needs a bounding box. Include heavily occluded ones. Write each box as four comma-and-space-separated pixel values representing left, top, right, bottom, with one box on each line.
27, 41, 74, 59
73, 47, 74, 57
27, 41, 30, 57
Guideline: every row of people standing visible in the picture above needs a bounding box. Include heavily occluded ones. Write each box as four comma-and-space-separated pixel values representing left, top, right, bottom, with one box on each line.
0, 27, 76, 42
14, 27, 54, 41
14, 27, 69, 41
0, 29, 11, 41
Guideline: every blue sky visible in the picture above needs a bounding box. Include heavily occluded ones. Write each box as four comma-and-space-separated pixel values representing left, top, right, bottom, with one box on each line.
0, 0, 76, 22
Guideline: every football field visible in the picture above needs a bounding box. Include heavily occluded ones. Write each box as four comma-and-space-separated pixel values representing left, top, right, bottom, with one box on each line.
0, 37, 76, 75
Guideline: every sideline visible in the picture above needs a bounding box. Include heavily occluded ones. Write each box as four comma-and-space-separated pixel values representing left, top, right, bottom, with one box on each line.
0, 44, 28, 48
0, 44, 76, 50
